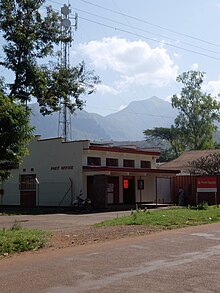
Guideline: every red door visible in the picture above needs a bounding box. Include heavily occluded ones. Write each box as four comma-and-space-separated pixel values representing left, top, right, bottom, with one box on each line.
20, 174, 36, 207
20, 191, 36, 208
123, 176, 135, 205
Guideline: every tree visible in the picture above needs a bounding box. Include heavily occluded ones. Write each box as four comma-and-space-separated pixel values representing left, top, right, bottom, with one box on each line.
144, 71, 220, 159
33, 61, 100, 115
0, 91, 33, 181
0, 0, 100, 114
143, 126, 182, 161
187, 153, 220, 175
172, 71, 220, 150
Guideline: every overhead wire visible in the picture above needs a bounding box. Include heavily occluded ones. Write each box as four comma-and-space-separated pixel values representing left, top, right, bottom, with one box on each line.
109, 0, 175, 127
78, 17, 220, 62
47, 0, 220, 60
45, 0, 218, 122
71, 7, 220, 56
71, 1, 220, 129
78, 0, 220, 48
0, 0, 213, 124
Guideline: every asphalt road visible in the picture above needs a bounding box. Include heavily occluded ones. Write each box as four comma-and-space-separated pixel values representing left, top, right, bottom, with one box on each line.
1, 221, 220, 292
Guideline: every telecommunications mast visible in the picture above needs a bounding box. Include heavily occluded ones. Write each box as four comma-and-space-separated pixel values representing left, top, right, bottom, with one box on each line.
58, 4, 78, 141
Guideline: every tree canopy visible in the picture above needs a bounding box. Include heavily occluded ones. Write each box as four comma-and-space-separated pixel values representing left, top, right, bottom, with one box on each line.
0, 91, 33, 181
187, 153, 220, 175
144, 70, 220, 161
0, 0, 100, 114
0, 0, 101, 179
143, 126, 182, 161
171, 70, 220, 150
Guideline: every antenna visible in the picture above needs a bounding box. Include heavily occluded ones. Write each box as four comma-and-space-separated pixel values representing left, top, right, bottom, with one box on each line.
58, 4, 77, 141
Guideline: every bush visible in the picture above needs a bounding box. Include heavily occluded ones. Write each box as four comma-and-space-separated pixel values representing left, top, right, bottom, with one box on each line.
0, 225, 48, 255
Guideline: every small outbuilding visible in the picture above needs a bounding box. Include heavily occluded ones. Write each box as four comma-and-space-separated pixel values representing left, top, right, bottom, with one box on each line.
159, 150, 220, 205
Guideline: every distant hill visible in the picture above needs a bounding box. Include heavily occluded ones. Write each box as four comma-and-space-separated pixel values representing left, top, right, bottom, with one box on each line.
104, 96, 177, 140
30, 96, 178, 141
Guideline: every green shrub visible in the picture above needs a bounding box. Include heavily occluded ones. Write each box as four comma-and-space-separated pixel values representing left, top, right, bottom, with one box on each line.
0, 226, 48, 255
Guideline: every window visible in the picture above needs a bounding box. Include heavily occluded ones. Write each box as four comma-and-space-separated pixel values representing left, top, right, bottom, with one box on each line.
87, 157, 101, 166
123, 159, 134, 167
141, 160, 151, 168
19, 174, 36, 190
106, 158, 118, 167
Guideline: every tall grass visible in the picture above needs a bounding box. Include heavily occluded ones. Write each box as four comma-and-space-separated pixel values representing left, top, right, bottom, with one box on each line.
0, 222, 49, 256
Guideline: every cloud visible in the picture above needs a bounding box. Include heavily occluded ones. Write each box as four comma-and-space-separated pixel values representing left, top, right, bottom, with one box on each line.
118, 105, 127, 111
78, 37, 178, 90
164, 95, 172, 102
203, 75, 220, 97
173, 52, 181, 58
95, 84, 119, 95
191, 63, 199, 70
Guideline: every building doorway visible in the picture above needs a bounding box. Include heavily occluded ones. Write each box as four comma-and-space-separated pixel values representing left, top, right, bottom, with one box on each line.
107, 176, 119, 204
123, 176, 135, 204
20, 174, 36, 207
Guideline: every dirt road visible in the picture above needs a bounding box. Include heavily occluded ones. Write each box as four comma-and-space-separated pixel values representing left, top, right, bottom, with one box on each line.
0, 210, 161, 248
1, 222, 220, 292
0, 210, 131, 230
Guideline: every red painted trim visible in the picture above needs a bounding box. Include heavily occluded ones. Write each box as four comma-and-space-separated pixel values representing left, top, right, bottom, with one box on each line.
83, 166, 179, 174
84, 146, 160, 156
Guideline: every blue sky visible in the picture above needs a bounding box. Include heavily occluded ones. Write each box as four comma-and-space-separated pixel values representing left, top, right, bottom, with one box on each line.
2, 0, 220, 116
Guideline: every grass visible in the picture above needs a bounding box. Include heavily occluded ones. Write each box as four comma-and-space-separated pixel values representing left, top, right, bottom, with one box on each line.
95, 206, 220, 229
0, 221, 49, 256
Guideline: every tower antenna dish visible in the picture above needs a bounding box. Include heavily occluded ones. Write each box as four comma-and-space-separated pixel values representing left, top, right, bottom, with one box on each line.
58, 3, 77, 141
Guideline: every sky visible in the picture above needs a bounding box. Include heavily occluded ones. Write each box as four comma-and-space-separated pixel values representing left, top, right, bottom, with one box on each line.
2, 0, 220, 116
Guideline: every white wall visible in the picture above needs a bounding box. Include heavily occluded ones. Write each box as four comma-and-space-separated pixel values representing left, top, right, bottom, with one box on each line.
2, 137, 90, 206
157, 177, 171, 203
82, 150, 156, 168
135, 176, 156, 203
2, 138, 162, 207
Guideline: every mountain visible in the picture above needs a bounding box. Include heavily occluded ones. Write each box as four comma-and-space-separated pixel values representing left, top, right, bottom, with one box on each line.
104, 96, 177, 140
30, 96, 178, 141
31, 106, 111, 141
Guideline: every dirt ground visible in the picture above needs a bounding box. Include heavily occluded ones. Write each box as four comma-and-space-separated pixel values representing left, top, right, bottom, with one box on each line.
46, 224, 163, 250
0, 210, 164, 254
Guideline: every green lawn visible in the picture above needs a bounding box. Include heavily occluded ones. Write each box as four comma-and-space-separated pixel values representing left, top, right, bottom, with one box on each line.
95, 206, 220, 229
0, 223, 49, 256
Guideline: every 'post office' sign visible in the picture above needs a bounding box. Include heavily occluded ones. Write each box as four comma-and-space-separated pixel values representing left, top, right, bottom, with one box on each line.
196, 177, 217, 193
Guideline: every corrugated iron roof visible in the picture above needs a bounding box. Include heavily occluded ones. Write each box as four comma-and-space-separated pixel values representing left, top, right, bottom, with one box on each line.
159, 149, 220, 171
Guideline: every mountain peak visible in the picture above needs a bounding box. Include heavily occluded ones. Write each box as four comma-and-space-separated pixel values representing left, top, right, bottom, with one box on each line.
30, 96, 177, 141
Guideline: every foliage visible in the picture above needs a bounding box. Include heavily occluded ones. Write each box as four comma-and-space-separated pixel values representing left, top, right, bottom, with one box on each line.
0, 91, 33, 181
143, 126, 183, 160
95, 206, 220, 229
146, 71, 220, 159
0, 226, 48, 255
0, 0, 100, 114
159, 149, 177, 162
33, 61, 100, 115
187, 152, 220, 175
213, 130, 220, 146
0, 0, 62, 100
190, 201, 209, 210
171, 71, 220, 151
213, 141, 220, 149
